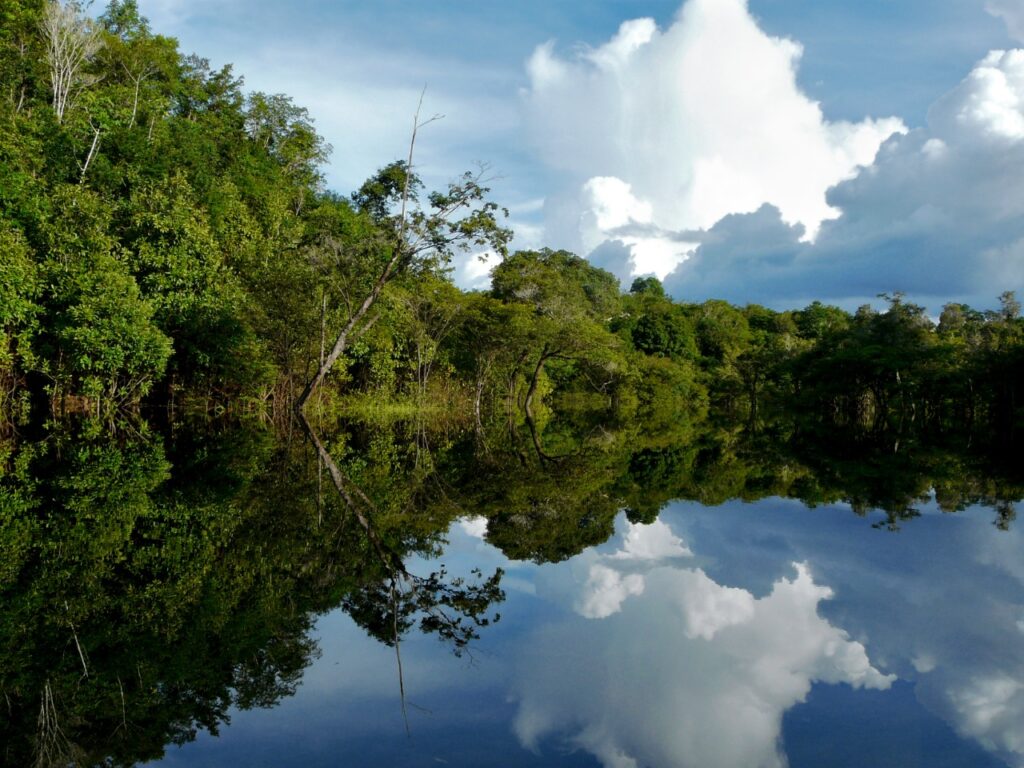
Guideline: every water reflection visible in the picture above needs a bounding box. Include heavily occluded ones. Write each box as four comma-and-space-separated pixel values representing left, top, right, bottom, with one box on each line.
651, 500, 1024, 768
0, 410, 1022, 766
0, 418, 503, 767
510, 521, 892, 768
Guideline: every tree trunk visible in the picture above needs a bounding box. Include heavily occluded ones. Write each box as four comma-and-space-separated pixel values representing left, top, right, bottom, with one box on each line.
295, 250, 401, 410
295, 94, 438, 410
474, 370, 487, 434
524, 346, 552, 419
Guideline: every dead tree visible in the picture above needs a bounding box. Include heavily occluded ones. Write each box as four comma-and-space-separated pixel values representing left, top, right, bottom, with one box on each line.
40, 0, 103, 124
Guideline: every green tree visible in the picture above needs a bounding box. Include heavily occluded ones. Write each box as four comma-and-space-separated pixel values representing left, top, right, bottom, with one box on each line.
37, 186, 172, 400
0, 224, 39, 404
297, 147, 512, 407
491, 248, 624, 414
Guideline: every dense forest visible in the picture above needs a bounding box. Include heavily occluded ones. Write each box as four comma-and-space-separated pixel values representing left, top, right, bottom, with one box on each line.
2, 0, 1023, 435
2, 3, 1024, 764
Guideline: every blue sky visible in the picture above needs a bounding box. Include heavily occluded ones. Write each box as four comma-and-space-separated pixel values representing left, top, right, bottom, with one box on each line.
138, 0, 1024, 311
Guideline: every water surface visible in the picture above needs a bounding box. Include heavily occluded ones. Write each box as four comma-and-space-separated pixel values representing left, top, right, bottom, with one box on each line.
2, 415, 1022, 767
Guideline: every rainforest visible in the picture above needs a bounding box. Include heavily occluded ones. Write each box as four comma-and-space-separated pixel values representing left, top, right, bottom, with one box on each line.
3, 2, 1024, 767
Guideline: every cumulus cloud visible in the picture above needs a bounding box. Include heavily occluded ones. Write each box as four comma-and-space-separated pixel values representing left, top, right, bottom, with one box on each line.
673, 567, 756, 639
451, 250, 504, 291
573, 520, 691, 618
899, 518, 1024, 765
523, 0, 1024, 309
663, 498, 1024, 767
522, 0, 903, 279
945, 675, 1024, 756
576, 564, 646, 619
610, 519, 693, 561
516, 557, 892, 768
662, 48, 1024, 309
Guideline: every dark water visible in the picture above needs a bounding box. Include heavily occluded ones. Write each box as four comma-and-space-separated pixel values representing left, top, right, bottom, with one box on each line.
2, 414, 1023, 767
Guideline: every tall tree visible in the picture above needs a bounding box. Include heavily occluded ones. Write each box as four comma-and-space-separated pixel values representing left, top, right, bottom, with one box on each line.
296, 104, 511, 409
40, 0, 102, 124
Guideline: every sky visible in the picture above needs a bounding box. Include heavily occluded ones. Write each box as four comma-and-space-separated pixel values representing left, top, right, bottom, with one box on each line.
135, 0, 1024, 312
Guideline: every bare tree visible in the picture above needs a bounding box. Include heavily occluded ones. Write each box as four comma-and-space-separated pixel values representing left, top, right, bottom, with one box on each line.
41, 0, 103, 124
122, 59, 156, 130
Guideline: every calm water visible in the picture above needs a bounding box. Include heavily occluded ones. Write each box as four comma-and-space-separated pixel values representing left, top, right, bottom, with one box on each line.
2, 415, 1022, 767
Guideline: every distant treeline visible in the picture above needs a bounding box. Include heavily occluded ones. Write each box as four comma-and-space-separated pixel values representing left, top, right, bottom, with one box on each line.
2, 1, 1022, 434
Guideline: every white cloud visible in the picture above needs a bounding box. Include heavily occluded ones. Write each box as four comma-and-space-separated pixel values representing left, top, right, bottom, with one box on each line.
575, 564, 645, 619
662, 48, 1024, 309
457, 515, 489, 539
451, 250, 503, 291
947, 676, 1024, 754
667, 499, 1024, 767
673, 567, 756, 639
610, 519, 693, 561
988, 0, 1024, 42
515, 560, 892, 768
581, 177, 653, 237
574, 520, 693, 619
522, 0, 903, 280
902, 518, 1024, 763
931, 49, 1024, 142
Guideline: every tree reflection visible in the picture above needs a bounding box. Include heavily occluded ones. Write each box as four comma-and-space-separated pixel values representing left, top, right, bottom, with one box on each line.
300, 413, 504, 657
0, 406, 1020, 765
433, 410, 1024, 564
0, 417, 504, 766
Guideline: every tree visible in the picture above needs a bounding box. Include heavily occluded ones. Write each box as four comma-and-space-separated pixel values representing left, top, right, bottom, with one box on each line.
794, 301, 850, 341
99, 0, 147, 39
630, 307, 695, 359
630, 275, 666, 297
296, 102, 512, 409
998, 290, 1021, 322
692, 300, 751, 364
0, 224, 38, 408
244, 92, 330, 211
41, 0, 102, 124
37, 185, 173, 401
490, 248, 623, 414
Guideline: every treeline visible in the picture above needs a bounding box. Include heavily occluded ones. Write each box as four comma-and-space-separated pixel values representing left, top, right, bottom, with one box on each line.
345, 267, 1024, 438
2, 0, 1022, 435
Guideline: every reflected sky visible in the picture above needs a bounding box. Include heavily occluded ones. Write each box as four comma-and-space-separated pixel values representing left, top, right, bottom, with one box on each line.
156, 497, 1024, 768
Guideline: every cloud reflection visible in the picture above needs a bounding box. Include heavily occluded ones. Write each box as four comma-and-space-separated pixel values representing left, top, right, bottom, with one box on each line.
513, 523, 893, 768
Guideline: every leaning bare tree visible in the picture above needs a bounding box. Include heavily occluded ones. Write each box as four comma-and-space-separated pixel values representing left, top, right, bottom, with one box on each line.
295, 98, 512, 409
41, 0, 103, 124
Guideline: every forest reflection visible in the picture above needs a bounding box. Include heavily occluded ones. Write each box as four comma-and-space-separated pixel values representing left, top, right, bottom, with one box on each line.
1, 408, 1021, 766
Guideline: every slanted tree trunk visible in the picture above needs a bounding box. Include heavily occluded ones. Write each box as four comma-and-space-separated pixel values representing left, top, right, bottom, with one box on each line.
295, 262, 397, 409
295, 95, 431, 411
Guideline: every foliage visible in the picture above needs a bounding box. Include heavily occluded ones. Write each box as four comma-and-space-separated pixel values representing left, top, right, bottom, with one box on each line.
0, 0, 1020, 441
